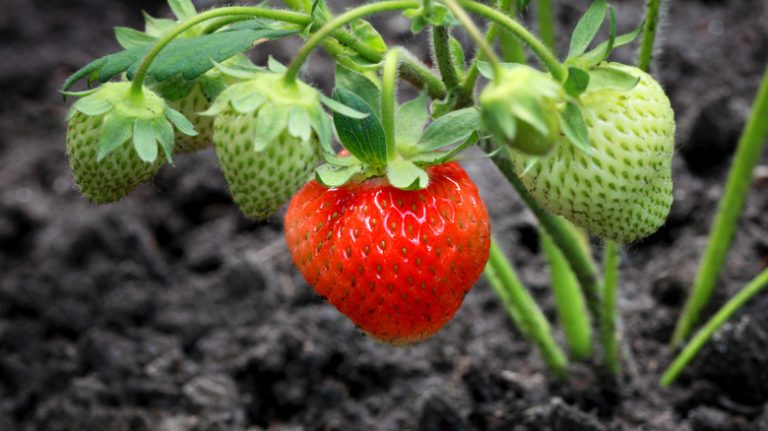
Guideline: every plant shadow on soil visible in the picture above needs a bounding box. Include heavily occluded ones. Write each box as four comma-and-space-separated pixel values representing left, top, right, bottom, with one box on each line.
1, 0, 767, 430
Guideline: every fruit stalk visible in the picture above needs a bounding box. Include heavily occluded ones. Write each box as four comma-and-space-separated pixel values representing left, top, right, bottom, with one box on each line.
672, 65, 768, 345
541, 230, 593, 360
637, 0, 664, 72
431, 25, 462, 91
381, 48, 400, 161
483, 140, 603, 321
441, 0, 503, 78
601, 240, 621, 375
662, 268, 768, 386
485, 241, 569, 377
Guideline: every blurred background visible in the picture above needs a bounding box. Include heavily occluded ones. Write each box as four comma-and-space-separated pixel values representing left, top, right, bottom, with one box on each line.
1, 0, 767, 429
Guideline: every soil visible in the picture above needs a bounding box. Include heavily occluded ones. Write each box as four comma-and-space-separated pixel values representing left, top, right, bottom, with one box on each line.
1, 0, 768, 430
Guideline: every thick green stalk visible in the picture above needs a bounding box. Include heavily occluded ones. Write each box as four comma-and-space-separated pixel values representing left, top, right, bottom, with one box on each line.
536, 0, 556, 51
486, 240, 569, 377
498, 0, 527, 64
381, 49, 400, 160
431, 25, 462, 91
672, 66, 768, 345
482, 141, 603, 322
130, 6, 310, 95
284, 0, 420, 83
601, 240, 621, 374
541, 230, 592, 360
662, 268, 768, 386
637, 0, 664, 72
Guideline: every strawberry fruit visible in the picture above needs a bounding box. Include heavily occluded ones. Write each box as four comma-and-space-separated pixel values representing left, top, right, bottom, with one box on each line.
284, 162, 491, 345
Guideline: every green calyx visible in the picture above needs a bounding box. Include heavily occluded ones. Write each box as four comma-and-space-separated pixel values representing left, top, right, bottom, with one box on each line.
479, 65, 564, 156
67, 82, 197, 164
203, 71, 332, 153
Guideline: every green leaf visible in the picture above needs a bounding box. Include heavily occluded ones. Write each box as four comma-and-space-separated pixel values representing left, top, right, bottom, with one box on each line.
580, 21, 643, 66
413, 131, 478, 165
320, 93, 369, 119
420, 107, 480, 150
97, 114, 133, 161
477, 60, 521, 79
560, 102, 590, 152
267, 56, 288, 73
387, 159, 429, 190
567, 0, 607, 59
168, 0, 197, 21
73, 94, 113, 116
349, 19, 387, 53
133, 119, 159, 162
288, 106, 312, 141
254, 104, 289, 151
308, 104, 333, 154
587, 66, 639, 92
232, 93, 267, 114
143, 12, 176, 37
449, 35, 466, 79
165, 106, 198, 136
395, 91, 429, 146
511, 97, 549, 136
212, 59, 262, 80
114, 27, 156, 49
600, 7, 618, 64
334, 64, 381, 119
315, 163, 363, 187
564, 67, 590, 98
152, 118, 175, 163
331, 88, 387, 166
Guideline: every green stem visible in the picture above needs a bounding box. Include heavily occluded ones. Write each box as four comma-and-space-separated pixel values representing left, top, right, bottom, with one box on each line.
381, 49, 400, 160
601, 240, 621, 375
486, 240, 569, 377
541, 230, 592, 360
130, 6, 309, 95
458, 24, 499, 107
400, 50, 448, 99
498, 0, 527, 64
432, 25, 462, 91
458, 0, 566, 81
662, 268, 768, 386
671, 65, 768, 346
482, 141, 603, 322
637, 0, 664, 72
441, 0, 503, 78
536, 0, 556, 51
284, 0, 420, 83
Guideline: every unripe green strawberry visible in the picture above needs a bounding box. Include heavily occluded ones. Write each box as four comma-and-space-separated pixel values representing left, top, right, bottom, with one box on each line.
479, 65, 564, 155
512, 63, 675, 243
65, 82, 198, 203
208, 72, 327, 219
170, 83, 213, 153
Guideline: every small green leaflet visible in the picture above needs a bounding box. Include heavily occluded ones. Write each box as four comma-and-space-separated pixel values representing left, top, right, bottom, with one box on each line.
254, 104, 289, 152
151, 117, 175, 163
564, 67, 590, 98
168, 0, 197, 21
73, 95, 113, 116
62, 24, 297, 91
449, 36, 466, 80
419, 108, 480, 150
335, 64, 381, 119
387, 159, 429, 190
560, 102, 590, 153
349, 19, 387, 54
267, 56, 288, 73
315, 163, 364, 187
395, 91, 429, 146
579, 22, 643, 66
331, 88, 387, 167
477, 61, 521, 79
567, 0, 607, 59
165, 107, 198, 136
587, 66, 639, 92
319, 94, 368, 119
114, 27, 156, 49
307, 104, 333, 154
133, 119, 159, 163
98, 114, 133, 161
288, 106, 312, 142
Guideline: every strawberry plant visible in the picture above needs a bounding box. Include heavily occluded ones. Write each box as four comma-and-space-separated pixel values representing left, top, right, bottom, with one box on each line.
60, 0, 768, 387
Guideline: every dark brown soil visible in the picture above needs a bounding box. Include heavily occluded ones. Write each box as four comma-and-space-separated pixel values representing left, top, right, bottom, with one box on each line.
1, 0, 768, 430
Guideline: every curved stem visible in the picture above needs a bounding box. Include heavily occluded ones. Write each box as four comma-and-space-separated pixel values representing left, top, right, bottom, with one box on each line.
458, 0, 566, 81
672, 65, 768, 346
662, 268, 768, 386
431, 25, 462, 91
486, 240, 569, 378
130, 7, 309, 95
283, 0, 420, 83
601, 240, 621, 375
442, 0, 502, 78
381, 49, 400, 160
637, 0, 664, 72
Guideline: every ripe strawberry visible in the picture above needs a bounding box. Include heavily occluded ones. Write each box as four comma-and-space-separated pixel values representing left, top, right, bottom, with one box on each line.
284, 162, 491, 345
511, 63, 675, 243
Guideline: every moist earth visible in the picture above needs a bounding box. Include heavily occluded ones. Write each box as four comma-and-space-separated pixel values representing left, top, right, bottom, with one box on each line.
1, 0, 768, 430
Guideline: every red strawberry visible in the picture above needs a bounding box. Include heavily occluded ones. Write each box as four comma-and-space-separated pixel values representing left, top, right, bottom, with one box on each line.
284, 162, 491, 345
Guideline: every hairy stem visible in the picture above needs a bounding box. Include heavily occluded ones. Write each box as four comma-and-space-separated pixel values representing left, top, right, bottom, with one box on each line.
672, 65, 768, 345
381, 49, 400, 160
637, 0, 664, 72
486, 240, 569, 377
284, 0, 420, 83
601, 240, 621, 375
482, 141, 603, 322
442, 0, 503, 78
541, 230, 593, 360
536, 0, 556, 51
662, 268, 768, 386
432, 25, 462, 91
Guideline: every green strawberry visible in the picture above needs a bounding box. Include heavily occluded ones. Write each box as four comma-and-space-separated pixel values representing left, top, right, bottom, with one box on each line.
65, 82, 198, 203
170, 82, 214, 153
207, 72, 329, 219
511, 63, 675, 243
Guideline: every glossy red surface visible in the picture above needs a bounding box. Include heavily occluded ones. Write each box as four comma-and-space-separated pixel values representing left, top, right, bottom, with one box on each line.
285, 163, 491, 344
